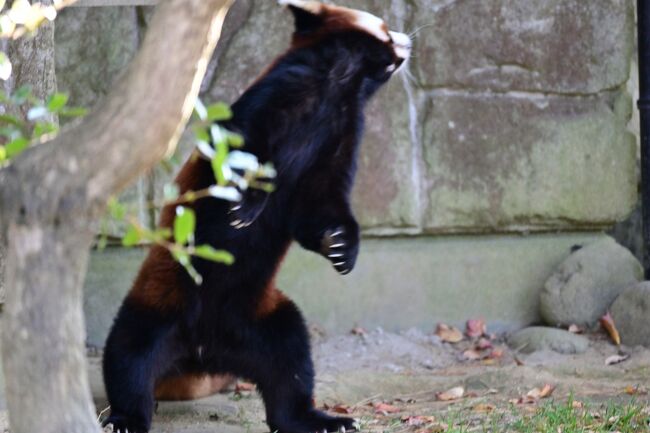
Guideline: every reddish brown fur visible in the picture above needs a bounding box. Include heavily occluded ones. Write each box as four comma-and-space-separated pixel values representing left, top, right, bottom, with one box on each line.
127, 153, 213, 312
154, 373, 235, 401
254, 246, 291, 318
126, 246, 186, 312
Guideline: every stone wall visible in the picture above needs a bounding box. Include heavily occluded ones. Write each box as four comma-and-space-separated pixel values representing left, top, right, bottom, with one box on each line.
53, 0, 640, 341
56, 0, 638, 235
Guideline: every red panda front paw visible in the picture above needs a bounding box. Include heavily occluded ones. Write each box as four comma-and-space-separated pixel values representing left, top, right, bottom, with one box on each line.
228, 191, 269, 229
320, 225, 359, 275
103, 415, 148, 433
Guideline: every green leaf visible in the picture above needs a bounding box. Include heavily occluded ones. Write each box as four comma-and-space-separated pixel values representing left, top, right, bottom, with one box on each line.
171, 248, 203, 285
0, 114, 21, 127
122, 225, 141, 247
0, 146, 6, 162
193, 245, 235, 265
193, 125, 210, 143
32, 121, 58, 139
58, 106, 87, 117
157, 228, 172, 240
5, 137, 28, 158
211, 139, 229, 185
97, 235, 108, 251
227, 132, 244, 148
108, 197, 126, 220
206, 102, 232, 121
174, 206, 196, 245
46, 93, 69, 112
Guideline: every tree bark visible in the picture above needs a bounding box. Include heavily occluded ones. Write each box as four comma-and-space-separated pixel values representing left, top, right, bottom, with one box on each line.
0, 0, 232, 432
0, 4, 58, 305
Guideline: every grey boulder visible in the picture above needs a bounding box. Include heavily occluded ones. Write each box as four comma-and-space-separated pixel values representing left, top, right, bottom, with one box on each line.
540, 237, 643, 327
508, 327, 589, 355
611, 282, 650, 348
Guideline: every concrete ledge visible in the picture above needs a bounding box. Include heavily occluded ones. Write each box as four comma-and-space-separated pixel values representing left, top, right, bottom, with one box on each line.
83, 232, 605, 347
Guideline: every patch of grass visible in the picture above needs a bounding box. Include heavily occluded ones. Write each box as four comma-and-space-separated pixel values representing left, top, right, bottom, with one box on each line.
441, 399, 650, 433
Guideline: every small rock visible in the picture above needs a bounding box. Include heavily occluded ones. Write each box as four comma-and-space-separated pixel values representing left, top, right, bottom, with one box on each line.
508, 327, 589, 354
540, 237, 643, 327
611, 282, 650, 347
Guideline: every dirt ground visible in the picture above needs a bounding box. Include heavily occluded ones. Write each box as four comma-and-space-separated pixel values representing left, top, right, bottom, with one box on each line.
88, 327, 650, 433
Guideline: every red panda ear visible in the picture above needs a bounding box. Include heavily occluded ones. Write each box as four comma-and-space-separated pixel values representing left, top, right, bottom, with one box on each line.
283, 3, 324, 34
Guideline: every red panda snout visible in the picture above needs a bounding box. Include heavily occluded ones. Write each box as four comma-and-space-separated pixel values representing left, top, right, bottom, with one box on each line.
389, 31, 412, 63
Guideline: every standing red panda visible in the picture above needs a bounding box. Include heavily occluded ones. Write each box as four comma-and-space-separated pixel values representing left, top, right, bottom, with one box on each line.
102, 1, 411, 432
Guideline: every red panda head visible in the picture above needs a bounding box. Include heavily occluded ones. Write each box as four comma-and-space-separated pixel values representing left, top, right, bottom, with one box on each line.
278, 0, 412, 77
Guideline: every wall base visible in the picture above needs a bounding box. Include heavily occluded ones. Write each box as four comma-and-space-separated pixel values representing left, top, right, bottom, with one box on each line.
83, 232, 606, 347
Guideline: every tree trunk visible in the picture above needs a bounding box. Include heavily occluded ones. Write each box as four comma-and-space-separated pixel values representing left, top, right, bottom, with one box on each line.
0, 2, 58, 305
0, 0, 233, 432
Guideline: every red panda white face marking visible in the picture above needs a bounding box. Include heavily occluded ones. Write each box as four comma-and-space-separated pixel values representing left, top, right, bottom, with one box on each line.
278, 0, 322, 15
279, 0, 412, 72
350, 9, 391, 43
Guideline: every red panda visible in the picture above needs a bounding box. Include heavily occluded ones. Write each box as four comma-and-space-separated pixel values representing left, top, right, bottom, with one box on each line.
102, 2, 411, 432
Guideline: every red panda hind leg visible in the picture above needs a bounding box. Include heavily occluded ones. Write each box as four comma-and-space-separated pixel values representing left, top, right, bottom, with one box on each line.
241, 299, 356, 433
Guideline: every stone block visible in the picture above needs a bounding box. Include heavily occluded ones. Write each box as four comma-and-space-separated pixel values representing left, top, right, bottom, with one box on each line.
421, 92, 638, 232
351, 79, 419, 229
201, 1, 419, 230
410, 0, 634, 94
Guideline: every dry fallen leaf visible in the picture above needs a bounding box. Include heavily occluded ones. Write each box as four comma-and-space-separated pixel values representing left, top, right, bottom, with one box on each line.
436, 386, 465, 401
476, 337, 493, 350
329, 404, 354, 414
600, 312, 621, 345
462, 349, 482, 361
350, 326, 367, 336
568, 324, 583, 334
435, 323, 464, 343
373, 402, 401, 415
466, 319, 487, 338
425, 422, 448, 433
514, 355, 525, 366
526, 384, 555, 399
624, 385, 647, 395
608, 415, 620, 425
401, 415, 436, 426
488, 347, 504, 359
605, 354, 630, 366
572, 400, 584, 409
473, 403, 495, 413
235, 381, 256, 392
415, 422, 449, 433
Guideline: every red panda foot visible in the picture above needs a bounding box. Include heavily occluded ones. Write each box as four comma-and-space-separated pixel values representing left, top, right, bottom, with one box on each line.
320, 225, 359, 275
103, 414, 149, 433
271, 409, 358, 433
